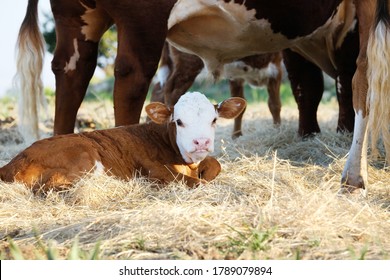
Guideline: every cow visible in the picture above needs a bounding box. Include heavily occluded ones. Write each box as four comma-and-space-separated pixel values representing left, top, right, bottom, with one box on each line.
16, 0, 178, 140
166, 0, 390, 194
0, 92, 246, 193
166, 1, 358, 138
16, 0, 352, 140
151, 42, 283, 138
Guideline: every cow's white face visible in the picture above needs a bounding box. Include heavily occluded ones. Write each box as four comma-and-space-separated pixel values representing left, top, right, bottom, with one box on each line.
145, 91, 246, 164
173, 92, 218, 163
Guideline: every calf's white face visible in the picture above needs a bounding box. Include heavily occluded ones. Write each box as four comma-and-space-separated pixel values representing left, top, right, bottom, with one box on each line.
146, 91, 246, 164
173, 92, 218, 163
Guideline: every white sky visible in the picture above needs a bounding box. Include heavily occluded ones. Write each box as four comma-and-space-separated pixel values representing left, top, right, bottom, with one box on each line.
0, 0, 54, 96
0, 0, 103, 97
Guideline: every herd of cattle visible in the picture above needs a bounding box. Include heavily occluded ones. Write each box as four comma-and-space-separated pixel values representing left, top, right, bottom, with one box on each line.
2, 0, 390, 196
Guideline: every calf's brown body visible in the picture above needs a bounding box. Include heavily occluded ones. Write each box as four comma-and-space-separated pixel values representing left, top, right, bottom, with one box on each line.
0, 93, 245, 193
0, 122, 219, 192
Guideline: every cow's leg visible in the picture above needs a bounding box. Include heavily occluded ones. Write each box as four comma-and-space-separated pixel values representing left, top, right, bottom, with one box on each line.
113, 28, 163, 126
283, 49, 323, 137
105, 1, 175, 126
51, 3, 112, 135
340, 56, 369, 194
149, 165, 207, 188
163, 46, 204, 106
52, 38, 100, 135
340, 1, 373, 194
266, 66, 282, 126
334, 25, 359, 133
150, 42, 173, 103
229, 79, 246, 138
341, 0, 390, 194
150, 83, 165, 103
334, 74, 355, 133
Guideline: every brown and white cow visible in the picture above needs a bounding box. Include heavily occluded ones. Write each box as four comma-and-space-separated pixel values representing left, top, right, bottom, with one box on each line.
0, 92, 246, 192
151, 42, 283, 138
166, 0, 390, 194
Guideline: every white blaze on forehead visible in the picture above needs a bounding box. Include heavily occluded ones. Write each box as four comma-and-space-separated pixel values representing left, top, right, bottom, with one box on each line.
64, 38, 80, 73
174, 91, 215, 118
174, 92, 217, 163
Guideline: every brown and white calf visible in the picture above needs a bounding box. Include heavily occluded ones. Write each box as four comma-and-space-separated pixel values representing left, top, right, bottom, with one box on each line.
0, 92, 246, 193
151, 43, 283, 138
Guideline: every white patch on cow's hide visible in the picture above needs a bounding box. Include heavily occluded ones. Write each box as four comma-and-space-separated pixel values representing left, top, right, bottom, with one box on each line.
64, 38, 80, 73
223, 61, 279, 87
157, 65, 170, 87
80, 2, 111, 42
94, 160, 105, 175
173, 92, 217, 163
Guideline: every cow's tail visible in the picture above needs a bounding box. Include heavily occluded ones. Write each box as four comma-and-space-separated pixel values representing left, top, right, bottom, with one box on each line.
14, 0, 46, 142
366, 0, 390, 163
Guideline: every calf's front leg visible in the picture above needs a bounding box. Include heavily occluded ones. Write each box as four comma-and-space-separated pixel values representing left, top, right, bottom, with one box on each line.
197, 156, 221, 181
146, 156, 221, 188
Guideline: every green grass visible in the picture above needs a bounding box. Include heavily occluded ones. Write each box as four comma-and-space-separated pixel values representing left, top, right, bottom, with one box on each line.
216, 225, 276, 259
3, 237, 101, 260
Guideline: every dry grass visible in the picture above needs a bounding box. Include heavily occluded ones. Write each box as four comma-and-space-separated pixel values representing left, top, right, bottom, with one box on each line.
0, 100, 389, 260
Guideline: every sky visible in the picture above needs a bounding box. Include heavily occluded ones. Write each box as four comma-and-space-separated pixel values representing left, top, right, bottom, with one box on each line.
0, 0, 55, 96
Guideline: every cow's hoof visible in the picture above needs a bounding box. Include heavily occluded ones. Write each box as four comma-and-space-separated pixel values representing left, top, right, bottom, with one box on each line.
339, 177, 367, 198
232, 131, 243, 139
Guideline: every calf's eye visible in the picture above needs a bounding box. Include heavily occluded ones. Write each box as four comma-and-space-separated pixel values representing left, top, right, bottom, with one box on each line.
176, 119, 184, 127
212, 118, 217, 125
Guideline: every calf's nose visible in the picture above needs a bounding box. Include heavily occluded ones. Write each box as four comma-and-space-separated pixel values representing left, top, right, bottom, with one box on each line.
193, 138, 211, 150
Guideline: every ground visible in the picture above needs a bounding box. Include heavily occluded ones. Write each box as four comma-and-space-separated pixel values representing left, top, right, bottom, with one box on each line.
0, 99, 389, 260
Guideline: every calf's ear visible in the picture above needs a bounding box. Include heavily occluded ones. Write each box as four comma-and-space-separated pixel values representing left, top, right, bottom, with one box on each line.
145, 102, 173, 124
216, 97, 246, 119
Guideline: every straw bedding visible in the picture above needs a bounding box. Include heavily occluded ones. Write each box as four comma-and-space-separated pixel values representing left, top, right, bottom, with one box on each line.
0, 101, 389, 259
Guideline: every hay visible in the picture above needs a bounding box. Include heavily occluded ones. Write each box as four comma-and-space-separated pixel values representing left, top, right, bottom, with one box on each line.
0, 101, 389, 259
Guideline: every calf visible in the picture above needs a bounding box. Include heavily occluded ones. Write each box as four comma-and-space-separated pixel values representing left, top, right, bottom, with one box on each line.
152, 43, 283, 138
0, 92, 246, 193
